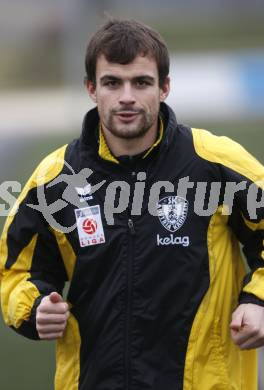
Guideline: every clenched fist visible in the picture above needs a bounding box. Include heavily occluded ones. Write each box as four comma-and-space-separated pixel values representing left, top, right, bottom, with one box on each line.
230, 303, 264, 350
36, 292, 70, 340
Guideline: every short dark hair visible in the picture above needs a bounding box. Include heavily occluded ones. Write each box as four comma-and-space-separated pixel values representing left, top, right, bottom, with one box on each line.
85, 19, 170, 87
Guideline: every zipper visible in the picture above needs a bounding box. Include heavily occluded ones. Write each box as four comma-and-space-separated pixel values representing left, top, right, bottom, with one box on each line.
128, 218, 136, 235
125, 217, 135, 389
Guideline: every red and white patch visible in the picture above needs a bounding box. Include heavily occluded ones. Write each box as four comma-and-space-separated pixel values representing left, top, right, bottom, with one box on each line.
75, 205, 105, 247
82, 218, 97, 234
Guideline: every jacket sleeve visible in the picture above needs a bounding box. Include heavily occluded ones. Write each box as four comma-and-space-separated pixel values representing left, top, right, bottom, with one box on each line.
225, 172, 264, 306
192, 128, 264, 306
0, 146, 68, 339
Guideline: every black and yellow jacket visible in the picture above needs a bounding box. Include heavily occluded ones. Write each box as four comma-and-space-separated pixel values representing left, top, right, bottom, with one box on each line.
1, 103, 264, 390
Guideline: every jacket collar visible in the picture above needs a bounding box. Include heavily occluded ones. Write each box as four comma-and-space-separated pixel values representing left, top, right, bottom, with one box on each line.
80, 102, 178, 162
98, 116, 164, 164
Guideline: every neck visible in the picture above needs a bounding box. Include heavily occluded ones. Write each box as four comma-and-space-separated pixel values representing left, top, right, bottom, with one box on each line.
101, 120, 159, 157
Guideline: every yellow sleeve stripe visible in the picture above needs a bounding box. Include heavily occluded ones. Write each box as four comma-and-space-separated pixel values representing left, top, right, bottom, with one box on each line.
240, 212, 264, 291
192, 128, 264, 186
241, 214, 264, 231
55, 314, 81, 390
0, 145, 67, 327
243, 269, 264, 300
1, 234, 40, 327
50, 227, 76, 281
0, 144, 68, 275
192, 128, 264, 300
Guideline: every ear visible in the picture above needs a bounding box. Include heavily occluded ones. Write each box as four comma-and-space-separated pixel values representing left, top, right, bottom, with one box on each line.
159, 76, 170, 102
85, 79, 97, 103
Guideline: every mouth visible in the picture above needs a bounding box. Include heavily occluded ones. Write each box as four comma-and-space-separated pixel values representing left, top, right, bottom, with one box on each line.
115, 111, 140, 122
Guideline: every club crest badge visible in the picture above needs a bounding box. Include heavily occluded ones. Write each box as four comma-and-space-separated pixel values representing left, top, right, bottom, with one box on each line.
157, 196, 188, 232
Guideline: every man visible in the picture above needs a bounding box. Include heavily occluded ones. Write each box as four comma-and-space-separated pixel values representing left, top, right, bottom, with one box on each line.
0, 19, 264, 390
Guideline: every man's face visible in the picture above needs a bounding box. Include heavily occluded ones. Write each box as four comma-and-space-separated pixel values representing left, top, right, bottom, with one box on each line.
86, 54, 170, 140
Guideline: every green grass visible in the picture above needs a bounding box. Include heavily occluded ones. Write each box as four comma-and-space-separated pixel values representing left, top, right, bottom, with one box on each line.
0, 319, 55, 390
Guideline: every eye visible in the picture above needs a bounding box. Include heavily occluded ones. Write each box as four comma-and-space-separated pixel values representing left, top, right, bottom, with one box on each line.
135, 79, 152, 87
103, 79, 120, 88
107, 80, 117, 86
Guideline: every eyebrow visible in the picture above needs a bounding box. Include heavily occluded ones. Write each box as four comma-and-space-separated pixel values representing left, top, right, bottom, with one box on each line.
100, 75, 120, 83
134, 76, 155, 83
100, 75, 155, 83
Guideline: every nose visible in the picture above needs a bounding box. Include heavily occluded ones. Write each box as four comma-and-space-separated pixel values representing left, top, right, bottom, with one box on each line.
119, 83, 136, 105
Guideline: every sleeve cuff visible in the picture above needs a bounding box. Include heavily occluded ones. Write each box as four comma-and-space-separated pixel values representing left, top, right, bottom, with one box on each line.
11, 295, 46, 340
239, 291, 264, 307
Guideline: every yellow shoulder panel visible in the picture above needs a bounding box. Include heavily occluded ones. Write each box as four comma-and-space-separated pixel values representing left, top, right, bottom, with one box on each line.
1, 234, 39, 327
0, 144, 68, 271
0, 145, 67, 326
192, 128, 264, 187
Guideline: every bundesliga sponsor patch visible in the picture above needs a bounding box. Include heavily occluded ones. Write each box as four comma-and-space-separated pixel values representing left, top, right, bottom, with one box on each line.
75, 205, 105, 247
157, 196, 188, 232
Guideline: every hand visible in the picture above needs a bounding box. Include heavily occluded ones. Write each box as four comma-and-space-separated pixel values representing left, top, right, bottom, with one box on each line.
230, 303, 264, 350
36, 292, 70, 340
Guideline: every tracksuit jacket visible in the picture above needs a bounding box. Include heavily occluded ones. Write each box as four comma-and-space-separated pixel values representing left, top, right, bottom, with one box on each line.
1, 102, 264, 390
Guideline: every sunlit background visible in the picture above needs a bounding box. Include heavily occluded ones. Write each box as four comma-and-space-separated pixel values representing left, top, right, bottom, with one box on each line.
0, 1, 264, 388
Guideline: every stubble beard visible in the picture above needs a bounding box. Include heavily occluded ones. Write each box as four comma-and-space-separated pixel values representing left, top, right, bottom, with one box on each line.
103, 109, 156, 140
